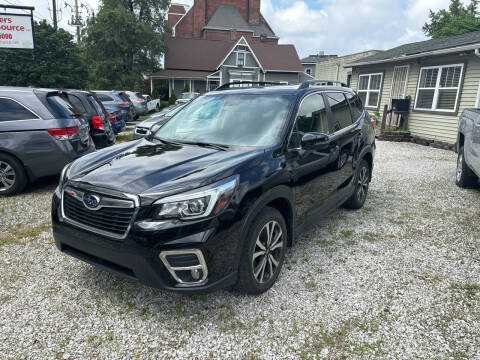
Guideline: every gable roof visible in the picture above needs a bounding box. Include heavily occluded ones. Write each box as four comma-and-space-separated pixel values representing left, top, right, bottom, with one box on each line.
163, 36, 304, 73
204, 4, 276, 38
347, 30, 480, 67
301, 54, 338, 64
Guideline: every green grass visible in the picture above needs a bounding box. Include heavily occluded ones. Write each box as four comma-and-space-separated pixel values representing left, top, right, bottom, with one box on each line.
137, 114, 151, 121
115, 133, 134, 143
0, 221, 51, 247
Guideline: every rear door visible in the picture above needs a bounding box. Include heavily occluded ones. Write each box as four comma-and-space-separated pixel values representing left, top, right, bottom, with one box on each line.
470, 110, 480, 174
324, 92, 358, 203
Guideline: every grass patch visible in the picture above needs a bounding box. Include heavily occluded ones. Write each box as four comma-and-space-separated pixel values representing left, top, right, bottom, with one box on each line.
137, 114, 151, 121
115, 132, 134, 143
340, 230, 354, 238
0, 222, 51, 247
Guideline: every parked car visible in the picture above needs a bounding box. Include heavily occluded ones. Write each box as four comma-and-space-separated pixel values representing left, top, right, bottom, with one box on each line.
0, 87, 95, 195
143, 94, 161, 113
94, 91, 131, 132
176, 92, 200, 104
133, 103, 187, 139
125, 91, 148, 117
65, 90, 115, 149
52, 81, 375, 294
456, 108, 480, 187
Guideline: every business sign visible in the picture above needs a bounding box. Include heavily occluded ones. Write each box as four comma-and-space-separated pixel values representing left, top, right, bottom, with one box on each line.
0, 14, 34, 49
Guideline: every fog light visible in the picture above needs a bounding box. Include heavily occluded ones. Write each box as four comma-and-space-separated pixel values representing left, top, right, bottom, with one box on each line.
191, 268, 200, 280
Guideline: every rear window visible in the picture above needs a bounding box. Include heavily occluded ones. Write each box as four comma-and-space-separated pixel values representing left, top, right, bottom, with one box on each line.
0, 98, 38, 121
46, 94, 78, 118
118, 93, 130, 102
325, 92, 353, 132
87, 95, 105, 115
67, 94, 88, 114
96, 93, 114, 102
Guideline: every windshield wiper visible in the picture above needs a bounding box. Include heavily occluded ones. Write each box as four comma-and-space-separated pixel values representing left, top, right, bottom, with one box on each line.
183, 141, 229, 151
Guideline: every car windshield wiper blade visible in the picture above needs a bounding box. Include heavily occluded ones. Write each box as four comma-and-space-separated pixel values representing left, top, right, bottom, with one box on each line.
183, 141, 229, 151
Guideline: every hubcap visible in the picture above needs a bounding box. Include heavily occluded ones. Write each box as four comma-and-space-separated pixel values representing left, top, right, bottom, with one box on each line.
457, 153, 463, 181
356, 166, 369, 202
252, 220, 284, 284
0, 161, 15, 192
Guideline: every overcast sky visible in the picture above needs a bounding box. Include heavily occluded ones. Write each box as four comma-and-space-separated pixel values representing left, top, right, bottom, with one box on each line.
9, 0, 464, 57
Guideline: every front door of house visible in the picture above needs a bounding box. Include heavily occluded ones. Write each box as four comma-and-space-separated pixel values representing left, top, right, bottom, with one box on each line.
390, 65, 409, 100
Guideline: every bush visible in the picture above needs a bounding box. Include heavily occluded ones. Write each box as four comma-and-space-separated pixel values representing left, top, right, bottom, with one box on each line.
160, 101, 169, 109
168, 92, 177, 105
182, 82, 190, 93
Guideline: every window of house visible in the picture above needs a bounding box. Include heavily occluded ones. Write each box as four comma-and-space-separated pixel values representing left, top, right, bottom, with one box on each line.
325, 92, 353, 132
289, 93, 329, 148
237, 52, 245, 66
0, 98, 38, 121
414, 64, 464, 112
357, 73, 383, 108
306, 68, 312, 75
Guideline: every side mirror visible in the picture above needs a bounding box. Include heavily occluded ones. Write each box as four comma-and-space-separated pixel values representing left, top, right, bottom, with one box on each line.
301, 132, 330, 150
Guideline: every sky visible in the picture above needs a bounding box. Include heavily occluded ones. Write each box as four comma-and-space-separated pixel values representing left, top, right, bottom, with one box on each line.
5, 0, 466, 58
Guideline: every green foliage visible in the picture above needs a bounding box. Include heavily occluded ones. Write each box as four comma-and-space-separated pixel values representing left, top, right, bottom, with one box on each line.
0, 21, 88, 88
168, 92, 177, 105
182, 82, 190, 93
423, 0, 480, 38
83, 0, 169, 90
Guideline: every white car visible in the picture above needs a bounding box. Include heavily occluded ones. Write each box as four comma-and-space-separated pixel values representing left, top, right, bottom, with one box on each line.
176, 92, 200, 104
143, 94, 161, 113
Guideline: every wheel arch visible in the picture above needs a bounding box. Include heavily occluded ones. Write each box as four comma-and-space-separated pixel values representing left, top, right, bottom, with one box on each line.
0, 149, 32, 181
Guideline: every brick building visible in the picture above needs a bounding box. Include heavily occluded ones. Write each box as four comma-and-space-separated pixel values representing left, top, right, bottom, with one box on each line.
151, 0, 310, 97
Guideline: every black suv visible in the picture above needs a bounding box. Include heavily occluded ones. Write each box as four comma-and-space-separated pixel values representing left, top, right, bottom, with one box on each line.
52, 81, 375, 294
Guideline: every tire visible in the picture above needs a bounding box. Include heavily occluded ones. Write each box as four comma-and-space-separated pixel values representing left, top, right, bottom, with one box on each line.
456, 146, 478, 188
156, 104, 160, 112
0, 153, 27, 196
343, 159, 370, 210
236, 206, 287, 295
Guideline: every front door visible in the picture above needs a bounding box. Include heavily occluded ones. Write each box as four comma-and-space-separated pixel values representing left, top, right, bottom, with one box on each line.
287, 92, 338, 226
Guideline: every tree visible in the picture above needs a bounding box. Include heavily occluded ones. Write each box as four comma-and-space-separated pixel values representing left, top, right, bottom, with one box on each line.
0, 21, 88, 88
82, 0, 169, 90
423, 0, 480, 38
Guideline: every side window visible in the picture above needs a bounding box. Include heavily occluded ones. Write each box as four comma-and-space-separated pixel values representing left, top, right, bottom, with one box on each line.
346, 92, 364, 121
289, 93, 329, 148
325, 92, 353, 132
0, 98, 38, 121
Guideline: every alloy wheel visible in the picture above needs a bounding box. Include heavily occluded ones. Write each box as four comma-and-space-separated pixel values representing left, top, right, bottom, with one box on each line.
457, 153, 463, 182
252, 220, 284, 284
0, 161, 16, 192
356, 166, 369, 202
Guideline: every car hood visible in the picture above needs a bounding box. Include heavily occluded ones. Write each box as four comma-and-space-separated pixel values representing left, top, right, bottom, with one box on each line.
137, 116, 166, 128
67, 138, 265, 197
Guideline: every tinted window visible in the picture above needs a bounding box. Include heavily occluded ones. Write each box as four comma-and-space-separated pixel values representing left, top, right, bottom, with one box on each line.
289, 93, 329, 148
87, 95, 105, 116
325, 92, 352, 132
46, 94, 77, 118
0, 98, 38, 121
118, 93, 130, 102
346, 93, 364, 120
67, 94, 88, 114
96, 93, 114, 102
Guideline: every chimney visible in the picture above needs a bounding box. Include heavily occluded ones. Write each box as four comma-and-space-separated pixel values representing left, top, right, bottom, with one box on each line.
193, 0, 207, 38
167, 4, 187, 34
248, 0, 260, 25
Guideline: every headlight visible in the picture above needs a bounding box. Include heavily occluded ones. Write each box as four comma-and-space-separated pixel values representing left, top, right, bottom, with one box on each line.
153, 176, 238, 220
59, 163, 71, 188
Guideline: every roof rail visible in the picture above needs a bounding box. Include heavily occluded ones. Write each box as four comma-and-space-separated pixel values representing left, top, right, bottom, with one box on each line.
214, 81, 283, 91
298, 79, 348, 89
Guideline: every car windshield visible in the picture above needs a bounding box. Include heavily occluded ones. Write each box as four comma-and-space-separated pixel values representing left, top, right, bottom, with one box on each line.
154, 94, 292, 147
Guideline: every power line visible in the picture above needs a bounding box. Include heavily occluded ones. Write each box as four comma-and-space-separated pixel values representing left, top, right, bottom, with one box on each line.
1, 0, 45, 21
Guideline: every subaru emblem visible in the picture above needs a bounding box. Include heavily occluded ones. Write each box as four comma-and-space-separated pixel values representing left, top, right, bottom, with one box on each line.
83, 193, 101, 210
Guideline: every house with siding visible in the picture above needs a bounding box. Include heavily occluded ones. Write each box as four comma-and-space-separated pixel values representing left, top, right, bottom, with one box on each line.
151, 1, 309, 97
345, 31, 480, 145
300, 51, 337, 77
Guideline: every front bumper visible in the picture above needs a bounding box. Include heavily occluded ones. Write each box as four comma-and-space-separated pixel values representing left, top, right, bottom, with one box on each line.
51, 191, 240, 294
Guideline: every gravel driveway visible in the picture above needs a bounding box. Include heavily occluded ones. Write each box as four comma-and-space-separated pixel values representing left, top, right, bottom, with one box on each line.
1, 140, 479, 359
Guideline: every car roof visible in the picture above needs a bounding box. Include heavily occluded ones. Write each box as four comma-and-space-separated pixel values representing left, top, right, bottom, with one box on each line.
203, 85, 354, 97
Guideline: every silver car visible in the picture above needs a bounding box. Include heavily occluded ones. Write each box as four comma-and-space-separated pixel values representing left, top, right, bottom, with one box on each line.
133, 103, 187, 139
125, 91, 148, 116
0, 87, 95, 195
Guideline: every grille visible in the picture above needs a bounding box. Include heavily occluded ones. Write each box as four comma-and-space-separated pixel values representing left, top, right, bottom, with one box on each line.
63, 191, 135, 238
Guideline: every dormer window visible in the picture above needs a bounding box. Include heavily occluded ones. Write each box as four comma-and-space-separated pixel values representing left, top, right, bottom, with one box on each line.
237, 52, 245, 67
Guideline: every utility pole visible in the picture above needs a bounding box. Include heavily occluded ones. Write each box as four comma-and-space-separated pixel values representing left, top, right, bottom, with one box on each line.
74, 0, 80, 42
52, 0, 57, 30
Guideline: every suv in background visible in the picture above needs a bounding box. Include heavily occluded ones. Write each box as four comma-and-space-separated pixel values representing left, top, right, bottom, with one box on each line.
95, 91, 132, 131
52, 81, 375, 294
176, 92, 200, 104
65, 90, 115, 149
456, 108, 480, 187
125, 91, 148, 117
133, 102, 187, 139
0, 87, 95, 195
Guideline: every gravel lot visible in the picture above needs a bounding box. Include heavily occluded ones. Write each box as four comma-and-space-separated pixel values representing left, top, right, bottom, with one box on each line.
1, 140, 479, 359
